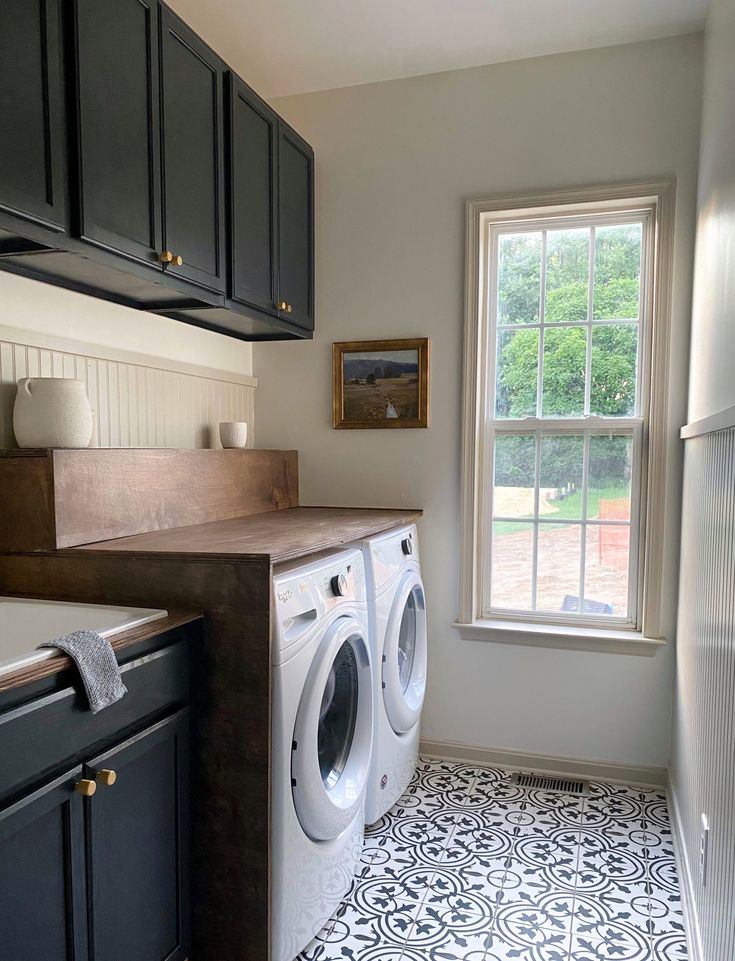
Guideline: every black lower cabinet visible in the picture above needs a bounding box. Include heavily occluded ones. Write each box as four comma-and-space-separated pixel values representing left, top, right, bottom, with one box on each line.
87, 713, 190, 961
0, 769, 89, 961
0, 630, 196, 961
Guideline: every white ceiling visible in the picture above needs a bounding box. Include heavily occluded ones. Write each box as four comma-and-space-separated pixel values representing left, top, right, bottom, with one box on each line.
169, 0, 708, 99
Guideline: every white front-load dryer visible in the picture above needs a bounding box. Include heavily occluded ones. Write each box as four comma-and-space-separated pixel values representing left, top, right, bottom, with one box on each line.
361, 524, 427, 825
271, 548, 372, 961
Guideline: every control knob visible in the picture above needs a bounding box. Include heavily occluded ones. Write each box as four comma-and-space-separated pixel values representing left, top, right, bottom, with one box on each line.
330, 573, 348, 597
401, 537, 413, 556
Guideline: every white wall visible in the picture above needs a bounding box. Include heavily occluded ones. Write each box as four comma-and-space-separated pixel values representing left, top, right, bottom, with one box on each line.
686, 0, 735, 424
0, 271, 252, 376
256, 35, 703, 769
671, 2, 735, 959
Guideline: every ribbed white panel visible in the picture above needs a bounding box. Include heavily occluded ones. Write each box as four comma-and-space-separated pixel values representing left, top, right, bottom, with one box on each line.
671, 427, 735, 961
0, 338, 255, 450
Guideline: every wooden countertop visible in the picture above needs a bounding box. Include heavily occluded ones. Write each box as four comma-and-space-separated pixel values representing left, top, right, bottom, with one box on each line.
0, 610, 201, 693
71, 506, 422, 563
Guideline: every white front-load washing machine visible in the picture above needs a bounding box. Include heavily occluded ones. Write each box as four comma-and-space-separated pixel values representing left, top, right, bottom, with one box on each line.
271, 548, 373, 961
361, 524, 427, 825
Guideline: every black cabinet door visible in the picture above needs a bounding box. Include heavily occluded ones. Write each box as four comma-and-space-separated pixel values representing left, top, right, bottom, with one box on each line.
160, 7, 226, 294
0, 768, 88, 961
73, 0, 162, 266
228, 75, 278, 315
86, 711, 190, 961
0, 0, 66, 229
277, 124, 314, 331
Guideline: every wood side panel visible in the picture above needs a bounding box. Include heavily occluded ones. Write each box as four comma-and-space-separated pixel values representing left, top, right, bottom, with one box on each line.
48, 448, 299, 547
0, 550, 272, 961
0, 452, 56, 551
74, 505, 422, 561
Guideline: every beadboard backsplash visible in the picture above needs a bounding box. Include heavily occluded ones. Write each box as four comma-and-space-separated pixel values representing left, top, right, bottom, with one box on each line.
0, 332, 255, 450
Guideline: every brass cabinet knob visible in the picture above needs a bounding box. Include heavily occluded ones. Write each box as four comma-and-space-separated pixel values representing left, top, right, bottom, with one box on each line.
172, 254, 183, 266
95, 769, 117, 787
278, 301, 287, 311
75, 779, 97, 797
159, 250, 174, 264
286, 304, 293, 313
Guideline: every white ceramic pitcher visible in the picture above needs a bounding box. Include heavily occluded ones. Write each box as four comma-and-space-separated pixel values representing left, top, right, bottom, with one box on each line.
13, 377, 93, 449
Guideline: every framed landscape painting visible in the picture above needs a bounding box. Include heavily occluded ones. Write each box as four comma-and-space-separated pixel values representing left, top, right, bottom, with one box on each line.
332, 338, 430, 429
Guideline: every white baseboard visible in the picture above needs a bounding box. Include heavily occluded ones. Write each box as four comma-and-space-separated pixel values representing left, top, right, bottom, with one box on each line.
419, 738, 667, 787
667, 784, 703, 961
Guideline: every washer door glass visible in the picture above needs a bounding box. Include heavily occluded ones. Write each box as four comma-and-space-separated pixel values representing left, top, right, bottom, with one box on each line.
319, 640, 358, 790
291, 616, 373, 842
382, 572, 427, 735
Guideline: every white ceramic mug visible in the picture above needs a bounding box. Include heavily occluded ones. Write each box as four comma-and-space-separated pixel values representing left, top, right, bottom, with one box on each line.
219, 421, 248, 449
13, 377, 94, 449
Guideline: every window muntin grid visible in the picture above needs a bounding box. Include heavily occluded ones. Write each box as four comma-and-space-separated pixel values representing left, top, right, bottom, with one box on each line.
483, 210, 650, 628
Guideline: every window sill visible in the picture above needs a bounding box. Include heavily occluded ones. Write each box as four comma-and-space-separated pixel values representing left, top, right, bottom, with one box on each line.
454, 618, 667, 656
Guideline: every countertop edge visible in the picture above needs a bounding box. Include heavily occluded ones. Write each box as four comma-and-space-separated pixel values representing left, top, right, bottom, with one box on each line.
0, 609, 202, 693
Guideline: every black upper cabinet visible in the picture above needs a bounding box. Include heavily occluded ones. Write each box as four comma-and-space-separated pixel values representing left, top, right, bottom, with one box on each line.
0, 0, 66, 229
86, 712, 190, 961
228, 75, 278, 315
277, 124, 314, 331
0, 770, 88, 961
0, 0, 313, 338
160, 8, 226, 294
73, 0, 162, 265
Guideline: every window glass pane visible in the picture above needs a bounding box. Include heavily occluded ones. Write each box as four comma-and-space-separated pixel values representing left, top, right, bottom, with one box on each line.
540, 434, 584, 520
542, 327, 587, 416
588, 435, 632, 521
584, 525, 630, 618
590, 324, 638, 416
593, 223, 642, 321
490, 521, 533, 611
497, 232, 541, 326
493, 433, 536, 517
536, 523, 581, 612
495, 328, 538, 418
545, 228, 590, 323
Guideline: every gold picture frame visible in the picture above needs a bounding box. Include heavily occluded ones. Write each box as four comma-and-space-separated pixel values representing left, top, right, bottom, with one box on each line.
332, 338, 430, 429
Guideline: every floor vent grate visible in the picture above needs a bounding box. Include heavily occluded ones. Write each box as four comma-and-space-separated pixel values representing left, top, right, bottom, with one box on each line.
510, 772, 589, 796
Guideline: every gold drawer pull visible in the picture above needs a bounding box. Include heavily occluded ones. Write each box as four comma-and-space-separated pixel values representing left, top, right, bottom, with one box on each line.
171, 254, 183, 266
75, 779, 97, 797
159, 250, 174, 264
96, 769, 117, 787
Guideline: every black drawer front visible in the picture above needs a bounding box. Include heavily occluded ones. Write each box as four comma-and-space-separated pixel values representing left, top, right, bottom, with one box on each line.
0, 640, 189, 804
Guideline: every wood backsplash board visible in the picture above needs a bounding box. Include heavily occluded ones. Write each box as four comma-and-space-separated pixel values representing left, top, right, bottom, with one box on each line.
0, 448, 299, 550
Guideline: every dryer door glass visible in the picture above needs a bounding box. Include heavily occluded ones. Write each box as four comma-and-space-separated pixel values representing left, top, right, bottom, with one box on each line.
318, 640, 358, 790
382, 572, 427, 735
398, 590, 418, 692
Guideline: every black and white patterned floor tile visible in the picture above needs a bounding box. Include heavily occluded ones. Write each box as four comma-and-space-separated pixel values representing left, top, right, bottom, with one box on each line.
297, 758, 688, 961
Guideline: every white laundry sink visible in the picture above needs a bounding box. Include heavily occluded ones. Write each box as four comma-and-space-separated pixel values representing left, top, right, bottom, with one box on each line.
0, 597, 168, 678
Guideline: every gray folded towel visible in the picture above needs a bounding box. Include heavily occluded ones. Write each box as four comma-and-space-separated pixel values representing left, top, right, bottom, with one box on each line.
39, 630, 128, 714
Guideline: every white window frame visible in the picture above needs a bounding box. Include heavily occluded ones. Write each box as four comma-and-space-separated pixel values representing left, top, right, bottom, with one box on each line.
457, 181, 676, 656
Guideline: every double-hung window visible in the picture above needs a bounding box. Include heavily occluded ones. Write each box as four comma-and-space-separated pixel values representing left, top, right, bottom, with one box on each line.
459, 183, 674, 649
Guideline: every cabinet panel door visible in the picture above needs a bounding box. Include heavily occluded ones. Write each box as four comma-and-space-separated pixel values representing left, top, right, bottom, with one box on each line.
160, 8, 225, 293
277, 124, 314, 331
0, 769, 88, 961
86, 711, 190, 961
229, 75, 277, 315
74, 0, 162, 266
0, 0, 65, 229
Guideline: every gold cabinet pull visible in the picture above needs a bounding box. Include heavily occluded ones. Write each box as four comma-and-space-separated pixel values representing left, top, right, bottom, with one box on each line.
75, 779, 97, 797
286, 304, 293, 313
278, 301, 287, 311
159, 250, 174, 264
172, 254, 183, 266
95, 769, 117, 787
